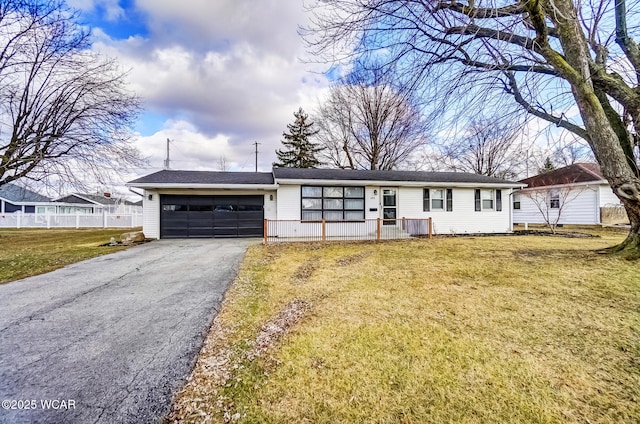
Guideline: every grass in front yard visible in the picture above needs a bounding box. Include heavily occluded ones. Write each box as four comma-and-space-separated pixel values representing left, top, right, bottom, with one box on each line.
0, 228, 140, 284
168, 230, 640, 424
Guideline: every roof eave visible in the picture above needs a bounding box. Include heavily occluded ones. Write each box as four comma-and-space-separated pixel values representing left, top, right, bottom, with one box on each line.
276, 178, 523, 188
125, 182, 280, 190
515, 180, 608, 191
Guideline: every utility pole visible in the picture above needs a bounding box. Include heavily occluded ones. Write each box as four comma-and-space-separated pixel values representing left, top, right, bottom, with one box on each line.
164, 138, 171, 170
253, 141, 261, 172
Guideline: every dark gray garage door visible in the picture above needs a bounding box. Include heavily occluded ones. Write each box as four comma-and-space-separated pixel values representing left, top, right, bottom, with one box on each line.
161, 195, 264, 238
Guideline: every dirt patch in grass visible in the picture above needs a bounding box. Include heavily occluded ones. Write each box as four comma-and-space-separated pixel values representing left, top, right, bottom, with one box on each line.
246, 299, 312, 361
291, 258, 319, 285
167, 232, 639, 424
335, 251, 370, 266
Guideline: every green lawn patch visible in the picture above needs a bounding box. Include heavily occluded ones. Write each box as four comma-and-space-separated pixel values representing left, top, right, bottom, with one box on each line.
0, 228, 141, 284
168, 230, 640, 424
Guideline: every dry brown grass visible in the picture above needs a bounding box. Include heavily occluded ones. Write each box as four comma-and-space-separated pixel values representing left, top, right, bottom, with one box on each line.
168, 230, 640, 424
0, 228, 139, 284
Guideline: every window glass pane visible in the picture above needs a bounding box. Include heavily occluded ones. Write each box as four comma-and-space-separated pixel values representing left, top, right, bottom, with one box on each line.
344, 199, 364, 210
323, 187, 343, 197
214, 204, 234, 212
431, 189, 444, 209
550, 190, 560, 208
302, 211, 322, 221
323, 199, 343, 209
383, 208, 397, 219
481, 190, 494, 210
383, 190, 396, 206
190, 204, 213, 212
345, 211, 364, 220
302, 186, 322, 197
302, 198, 321, 209
324, 211, 343, 220
344, 187, 364, 198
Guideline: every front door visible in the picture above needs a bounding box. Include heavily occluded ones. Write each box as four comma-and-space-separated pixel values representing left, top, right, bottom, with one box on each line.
382, 188, 397, 225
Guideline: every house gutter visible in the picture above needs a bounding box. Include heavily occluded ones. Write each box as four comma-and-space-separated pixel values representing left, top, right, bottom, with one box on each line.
275, 179, 523, 188
125, 183, 280, 190
514, 180, 606, 192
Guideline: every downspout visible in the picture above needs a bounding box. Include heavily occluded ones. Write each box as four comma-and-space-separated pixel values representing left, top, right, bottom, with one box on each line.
593, 185, 600, 224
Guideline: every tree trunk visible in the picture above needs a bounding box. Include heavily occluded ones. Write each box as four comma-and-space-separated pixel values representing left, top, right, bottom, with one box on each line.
532, 0, 640, 258
602, 197, 640, 258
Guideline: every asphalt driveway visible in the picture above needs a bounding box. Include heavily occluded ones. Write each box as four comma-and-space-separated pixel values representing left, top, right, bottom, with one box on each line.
0, 238, 256, 424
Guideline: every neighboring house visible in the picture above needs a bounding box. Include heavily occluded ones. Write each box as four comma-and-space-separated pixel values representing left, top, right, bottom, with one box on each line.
0, 183, 54, 214
127, 167, 522, 239
54, 193, 142, 214
513, 163, 628, 226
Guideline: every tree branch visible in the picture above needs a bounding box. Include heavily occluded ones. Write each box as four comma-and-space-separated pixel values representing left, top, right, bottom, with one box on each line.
614, 0, 640, 79
502, 71, 591, 142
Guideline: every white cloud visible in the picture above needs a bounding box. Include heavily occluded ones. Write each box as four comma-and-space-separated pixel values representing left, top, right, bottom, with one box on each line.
88, 0, 330, 177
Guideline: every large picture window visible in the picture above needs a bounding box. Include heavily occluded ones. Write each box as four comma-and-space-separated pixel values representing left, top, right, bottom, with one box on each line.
301, 186, 365, 221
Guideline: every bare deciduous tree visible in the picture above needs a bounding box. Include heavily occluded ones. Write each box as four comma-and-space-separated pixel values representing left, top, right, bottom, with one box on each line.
436, 118, 525, 179
304, 0, 640, 256
0, 0, 142, 189
314, 70, 428, 170
521, 185, 587, 233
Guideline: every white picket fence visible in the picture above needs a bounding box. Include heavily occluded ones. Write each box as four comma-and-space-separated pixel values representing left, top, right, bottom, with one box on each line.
0, 212, 143, 229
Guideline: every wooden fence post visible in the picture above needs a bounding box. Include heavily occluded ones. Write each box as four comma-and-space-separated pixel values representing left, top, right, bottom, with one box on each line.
263, 219, 268, 244
377, 218, 381, 241
428, 217, 433, 239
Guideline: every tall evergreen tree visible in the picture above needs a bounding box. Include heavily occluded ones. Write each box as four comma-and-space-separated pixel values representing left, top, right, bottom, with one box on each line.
539, 157, 556, 174
274, 108, 323, 168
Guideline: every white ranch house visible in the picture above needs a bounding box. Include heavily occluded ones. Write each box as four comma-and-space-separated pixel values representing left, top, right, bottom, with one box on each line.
127, 168, 522, 240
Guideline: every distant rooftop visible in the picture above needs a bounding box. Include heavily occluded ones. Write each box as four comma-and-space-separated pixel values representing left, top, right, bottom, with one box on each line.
0, 183, 50, 203
519, 163, 605, 188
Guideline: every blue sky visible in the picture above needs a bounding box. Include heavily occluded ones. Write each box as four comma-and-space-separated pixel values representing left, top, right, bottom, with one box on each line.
69, 0, 330, 178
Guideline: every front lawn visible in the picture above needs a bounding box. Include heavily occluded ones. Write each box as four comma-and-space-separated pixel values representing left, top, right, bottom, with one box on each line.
0, 228, 141, 284
168, 230, 639, 424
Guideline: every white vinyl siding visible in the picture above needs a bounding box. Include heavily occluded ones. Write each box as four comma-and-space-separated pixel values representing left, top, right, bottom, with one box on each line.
276, 185, 302, 220
143, 190, 160, 239
399, 187, 512, 234
598, 185, 622, 206
513, 186, 599, 225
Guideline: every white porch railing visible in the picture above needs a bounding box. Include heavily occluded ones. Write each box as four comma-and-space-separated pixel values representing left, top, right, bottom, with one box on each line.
0, 212, 143, 229
264, 217, 433, 244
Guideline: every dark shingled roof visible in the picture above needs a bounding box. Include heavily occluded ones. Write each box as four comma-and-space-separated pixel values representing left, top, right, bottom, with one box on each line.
128, 170, 275, 185
57, 193, 139, 206
519, 163, 604, 188
0, 183, 50, 203
273, 167, 520, 185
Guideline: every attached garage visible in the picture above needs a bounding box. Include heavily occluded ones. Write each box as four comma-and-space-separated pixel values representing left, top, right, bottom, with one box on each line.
161, 194, 264, 238
127, 170, 277, 239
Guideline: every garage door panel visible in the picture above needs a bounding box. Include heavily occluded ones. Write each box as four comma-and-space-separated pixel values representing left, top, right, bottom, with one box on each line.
188, 228, 214, 237
161, 195, 263, 238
